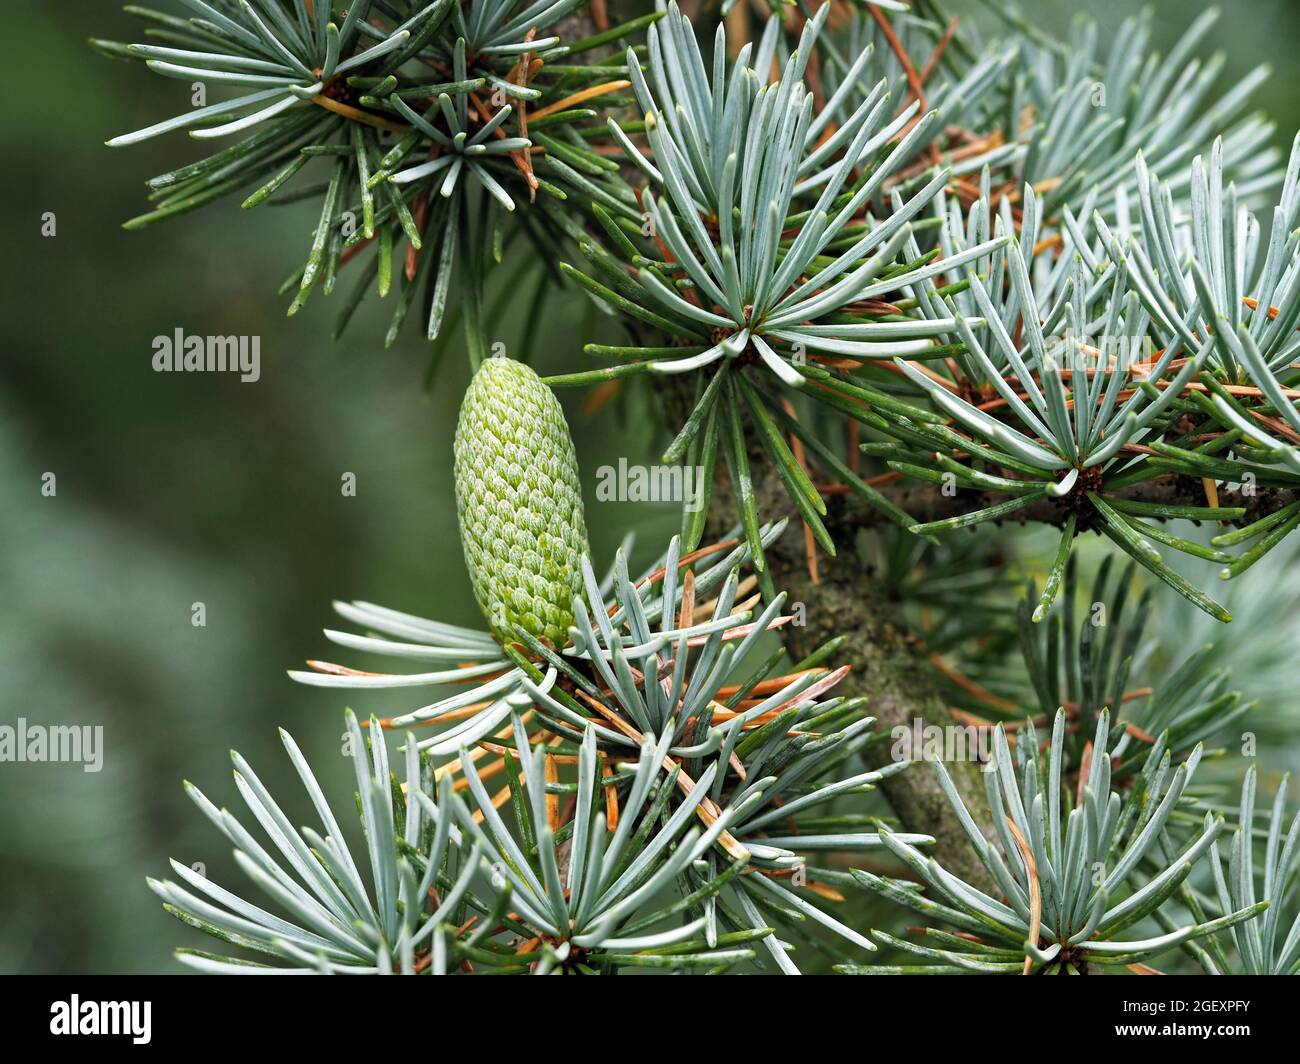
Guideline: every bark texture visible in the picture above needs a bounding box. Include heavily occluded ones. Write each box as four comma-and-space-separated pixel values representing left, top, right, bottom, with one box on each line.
764, 521, 995, 888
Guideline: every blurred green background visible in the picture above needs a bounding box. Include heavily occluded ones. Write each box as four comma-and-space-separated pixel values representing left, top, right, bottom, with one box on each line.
2, 0, 1300, 973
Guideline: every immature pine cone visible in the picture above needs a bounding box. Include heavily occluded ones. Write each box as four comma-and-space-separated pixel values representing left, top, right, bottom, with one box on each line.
453, 356, 589, 648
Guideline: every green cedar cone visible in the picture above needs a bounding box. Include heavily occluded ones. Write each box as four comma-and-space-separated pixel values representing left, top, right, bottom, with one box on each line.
453, 357, 590, 648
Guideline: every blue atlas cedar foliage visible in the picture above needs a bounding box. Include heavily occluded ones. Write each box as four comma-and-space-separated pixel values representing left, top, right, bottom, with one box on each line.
96, 1, 1300, 973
